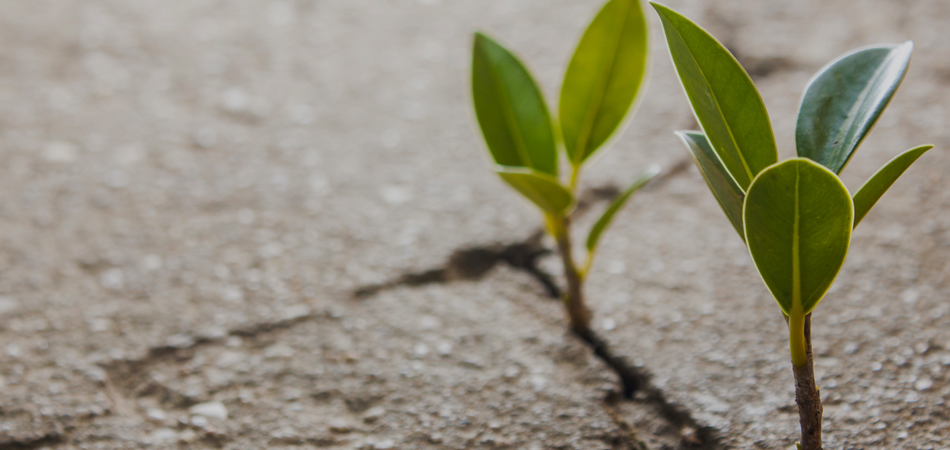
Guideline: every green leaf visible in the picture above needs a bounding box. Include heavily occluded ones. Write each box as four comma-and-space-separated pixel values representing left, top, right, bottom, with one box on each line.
472, 32, 558, 176
651, 2, 777, 190
744, 158, 853, 317
496, 166, 574, 215
796, 42, 914, 174
560, 0, 649, 165
585, 164, 660, 252
853, 144, 933, 228
676, 131, 746, 239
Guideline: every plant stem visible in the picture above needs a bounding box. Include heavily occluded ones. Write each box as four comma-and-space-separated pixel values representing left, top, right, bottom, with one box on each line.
551, 214, 593, 338
792, 313, 822, 450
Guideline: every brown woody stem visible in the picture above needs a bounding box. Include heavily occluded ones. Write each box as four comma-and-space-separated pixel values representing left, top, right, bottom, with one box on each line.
792, 313, 822, 450
552, 215, 592, 338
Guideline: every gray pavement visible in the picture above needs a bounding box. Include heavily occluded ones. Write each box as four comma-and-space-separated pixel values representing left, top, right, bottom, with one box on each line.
0, 0, 948, 449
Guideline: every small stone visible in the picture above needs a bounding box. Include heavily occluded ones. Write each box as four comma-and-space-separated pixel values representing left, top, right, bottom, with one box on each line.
414, 343, 429, 357
148, 428, 178, 443
871, 361, 883, 371
428, 433, 443, 443
178, 429, 198, 443
189, 401, 228, 420
191, 415, 209, 428
363, 406, 386, 423
915, 377, 934, 391
328, 418, 353, 433
436, 342, 452, 356
215, 351, 244, 368
602, 318, 616, 331
915, 342, 930, 354
222, 88, 249, 113
99, 268, 124, 290
166, 334, 195, 349
374, 439, 395, 449
843, 342, 859, 355
264, 344, 295, 359
146, 408, 167, 422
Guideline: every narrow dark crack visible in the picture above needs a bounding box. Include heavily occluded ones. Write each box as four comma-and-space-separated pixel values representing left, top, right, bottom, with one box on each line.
101, 309, 320, 403
353, 229, 559, 299
0, 433, 65, 450
353, 158, 691, 300
579, 329, 722, 449
353, 158, 721, 448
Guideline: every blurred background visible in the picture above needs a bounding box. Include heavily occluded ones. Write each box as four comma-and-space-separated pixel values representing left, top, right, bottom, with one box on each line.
0, 0, 947, 448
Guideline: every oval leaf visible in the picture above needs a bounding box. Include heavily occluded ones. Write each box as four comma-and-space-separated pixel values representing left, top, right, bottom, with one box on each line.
496, 166, 574, 215
796, 42, 913, 174
853, 144, 933, 228
651, 2, 777, 190
744, 158, 853, 316
585, 164, 660, 252
676, 131, 745, 239
560, 0, 649, 165
472, 32, 558, 176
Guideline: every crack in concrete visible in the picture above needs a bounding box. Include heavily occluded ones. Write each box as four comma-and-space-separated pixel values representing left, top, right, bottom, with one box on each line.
353, 158, 691, 300
101, 309, 320, 405
0, 432, 65, 450
94, 157, 716, 448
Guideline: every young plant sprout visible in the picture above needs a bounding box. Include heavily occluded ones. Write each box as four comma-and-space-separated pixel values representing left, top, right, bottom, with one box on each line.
651, 3, 933, 449
471, 0, 657, 342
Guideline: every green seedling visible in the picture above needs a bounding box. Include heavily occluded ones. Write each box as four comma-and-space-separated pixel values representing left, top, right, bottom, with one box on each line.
651, 3, 933, 449
472, 0, 657, 341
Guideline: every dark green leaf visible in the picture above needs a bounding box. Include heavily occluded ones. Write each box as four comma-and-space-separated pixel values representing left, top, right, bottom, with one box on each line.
651, 2, 776, 190
797, 42, 913, 173
676, 131, 745, 238
853, 144, 933, 228
472, 32, 558, 176
560, 0, 649, 165
744, 158, 853, 317
496, 166, 574, 215
585, 164, 660, 252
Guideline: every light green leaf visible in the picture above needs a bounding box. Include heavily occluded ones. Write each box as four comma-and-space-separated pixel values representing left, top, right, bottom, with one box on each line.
797, 42, 914, 174
744, 158, 853, 317
585, 164, 660, 252
472, 32, 558, 176
676, 131, 745, 239
853, 144, 933, 228
560, 0, 649, 165
651, 2, 776, 190
496, 166, 574, 215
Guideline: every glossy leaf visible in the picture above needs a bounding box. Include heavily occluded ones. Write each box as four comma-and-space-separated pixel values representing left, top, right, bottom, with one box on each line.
677, 131, 745, 238
472, 32, 558, 176
797, 42, 913, 174
585, 164, 660, 252
560, 0, 649, 165
853, 144, 933, 228
651, 2, 776, 190
496, 166, 574, 215
744, 158, 853, 317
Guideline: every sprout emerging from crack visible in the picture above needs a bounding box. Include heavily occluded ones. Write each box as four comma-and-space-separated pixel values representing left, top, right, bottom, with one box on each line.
652, 2, 933, 448
471, 0, 657, 352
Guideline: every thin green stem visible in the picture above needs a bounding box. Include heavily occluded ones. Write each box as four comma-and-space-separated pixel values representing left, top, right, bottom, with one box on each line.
789, 311, 807, 367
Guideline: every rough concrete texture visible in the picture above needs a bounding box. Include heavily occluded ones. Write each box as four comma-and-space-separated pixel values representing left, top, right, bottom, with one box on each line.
0, 0, 948, 449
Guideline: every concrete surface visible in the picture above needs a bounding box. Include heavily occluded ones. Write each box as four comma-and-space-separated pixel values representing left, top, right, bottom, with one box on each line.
0, 0, 948, 449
